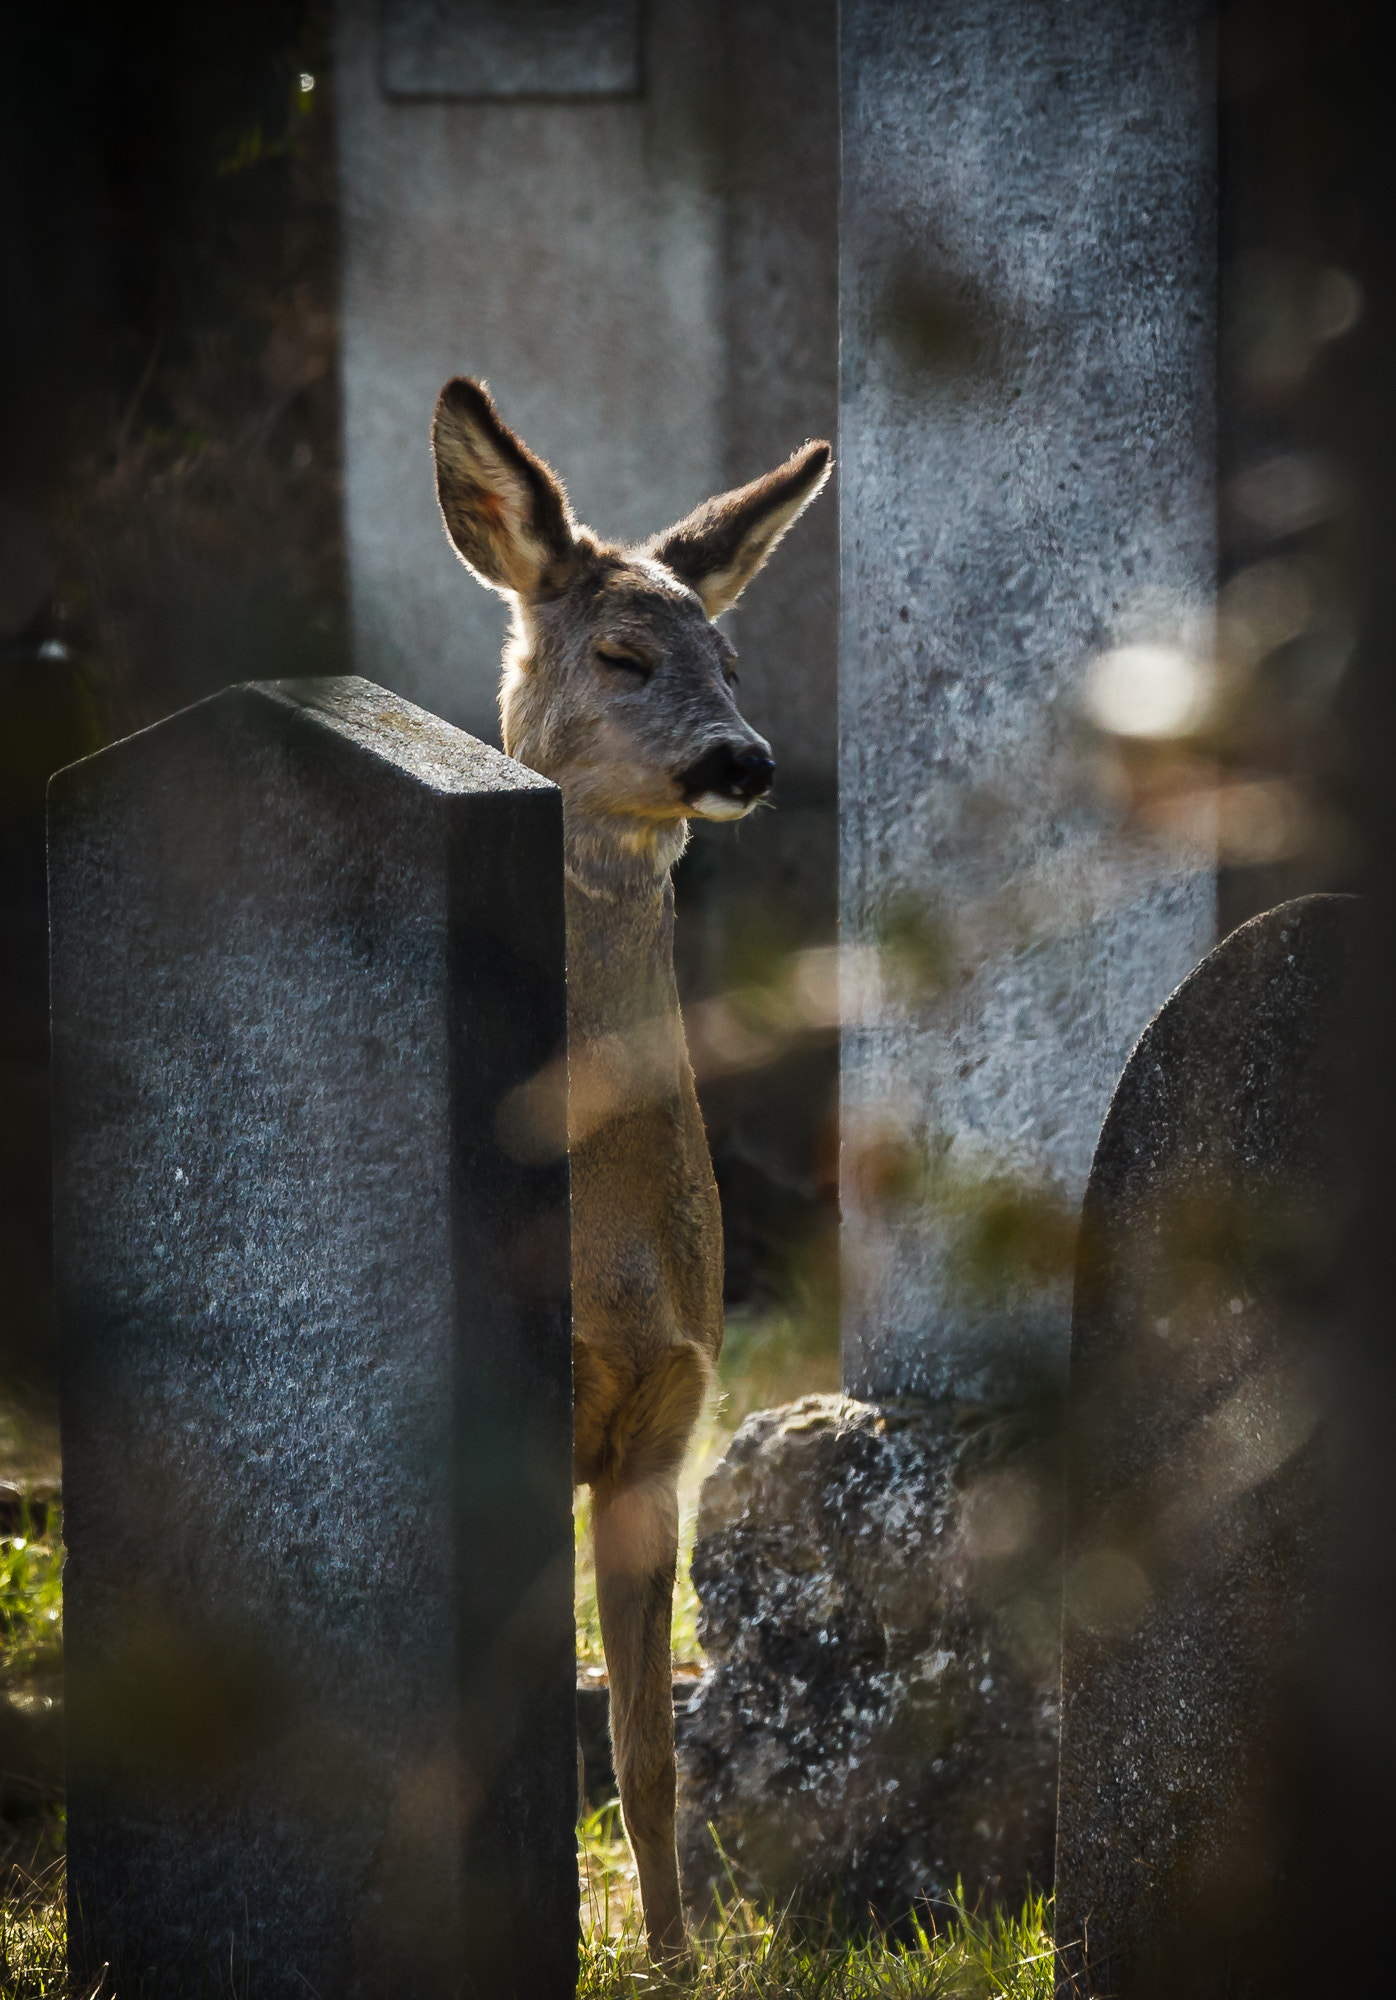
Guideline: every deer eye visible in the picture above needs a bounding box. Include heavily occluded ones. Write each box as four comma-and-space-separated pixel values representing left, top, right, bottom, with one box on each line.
596, 645, 653, 682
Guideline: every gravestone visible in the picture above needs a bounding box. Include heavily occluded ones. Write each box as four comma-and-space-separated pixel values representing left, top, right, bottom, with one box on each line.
49, 677, 577, 1998
379, 0, 642, 100
1055, 895, 1358, 1998
678, 1396, 1060, 1923
335, 0, 727, 743
839, 0, 1217, 1404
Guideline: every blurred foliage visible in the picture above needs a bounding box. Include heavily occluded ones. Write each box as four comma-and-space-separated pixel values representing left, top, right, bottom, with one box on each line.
845, 1121, 1078, 1313
872, 888, 961, 1007
0, 1521, 62, 1687
1065, 0, 1377, 932
871, 251, 1027, 395
0, 0, 347, 732
953, 1182, 1078, 1306
1, 0, 347, 1438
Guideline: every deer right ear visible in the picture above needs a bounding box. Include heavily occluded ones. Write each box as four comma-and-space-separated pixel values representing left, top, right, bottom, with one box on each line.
645, 440, 833, 616
432, 377, 578, 598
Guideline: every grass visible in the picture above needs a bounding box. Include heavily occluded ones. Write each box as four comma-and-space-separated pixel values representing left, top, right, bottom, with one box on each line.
0, 1890, 68, 2000
2, 1837, 1055, 2000
1, 1527, 63, 1685
577, 1797, 1054, 1998
2, 1494, 68, 1999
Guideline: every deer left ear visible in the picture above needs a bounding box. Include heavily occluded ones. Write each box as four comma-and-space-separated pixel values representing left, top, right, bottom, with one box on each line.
644, 440, 832, 617
432, 376, 579, 599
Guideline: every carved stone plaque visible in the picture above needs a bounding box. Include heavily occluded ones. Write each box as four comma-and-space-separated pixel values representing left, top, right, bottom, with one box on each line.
379, 0, 642, 99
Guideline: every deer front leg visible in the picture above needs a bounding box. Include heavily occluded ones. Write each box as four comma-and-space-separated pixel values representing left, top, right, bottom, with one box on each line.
593, 1465, 686, 1958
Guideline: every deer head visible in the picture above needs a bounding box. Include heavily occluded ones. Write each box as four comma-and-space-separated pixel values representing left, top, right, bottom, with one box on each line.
431, 377, 831, 860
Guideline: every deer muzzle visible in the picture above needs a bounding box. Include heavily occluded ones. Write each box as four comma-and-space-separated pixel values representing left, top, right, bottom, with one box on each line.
677, 741, 776, 818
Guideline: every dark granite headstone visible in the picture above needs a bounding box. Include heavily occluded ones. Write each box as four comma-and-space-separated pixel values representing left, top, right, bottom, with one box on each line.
50, 677, 577, 1998
379, 0, 642, 99
1055, 895, 1358, 1998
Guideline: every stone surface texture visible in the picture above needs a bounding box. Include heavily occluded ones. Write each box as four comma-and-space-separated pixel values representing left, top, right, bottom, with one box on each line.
50, 677, 576, 1998
1055, 895, 1358, 1998
379, 0, 642, 98
839, 0, 1217, 1404
676, 1395, 1060, 1922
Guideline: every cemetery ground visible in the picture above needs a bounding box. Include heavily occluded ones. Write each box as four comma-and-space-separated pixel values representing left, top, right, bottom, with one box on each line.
0, 1308, 1052, 1998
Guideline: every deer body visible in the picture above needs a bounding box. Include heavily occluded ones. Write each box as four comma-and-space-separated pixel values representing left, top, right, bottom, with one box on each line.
431, 379, 830, 1956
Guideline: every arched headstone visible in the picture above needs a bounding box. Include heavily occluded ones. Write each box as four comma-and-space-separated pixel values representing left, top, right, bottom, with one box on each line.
1055, 895, 1358, 1997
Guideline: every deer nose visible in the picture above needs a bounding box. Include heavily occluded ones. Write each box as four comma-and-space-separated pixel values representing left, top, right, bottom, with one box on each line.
679, 741, 776, 804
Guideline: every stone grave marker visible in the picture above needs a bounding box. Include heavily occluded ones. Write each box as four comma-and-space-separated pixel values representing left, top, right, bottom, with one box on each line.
49, 676, 577, 1998
1055, 894, 1358, 1997
379, 0, 642, 100
840, 0, 1216, 1408
678, 1395, 1061, 1924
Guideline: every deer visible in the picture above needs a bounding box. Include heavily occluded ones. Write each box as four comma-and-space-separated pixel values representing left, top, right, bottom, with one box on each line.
430, 377, 831, 1958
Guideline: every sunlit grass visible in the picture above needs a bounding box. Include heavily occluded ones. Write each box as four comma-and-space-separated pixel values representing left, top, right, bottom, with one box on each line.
577, 1799, 1055, 1999
1, 1492, 67, 2000
0, 1857, 1055, 2000
0, 1872, 68, 2000
579, 1798, 643, 1941
3, 1870, 1057, 2000
0, 1518, 63, 1683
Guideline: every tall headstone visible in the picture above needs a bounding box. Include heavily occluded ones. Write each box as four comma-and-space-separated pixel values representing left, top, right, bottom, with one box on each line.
334, 0, 726, 742
1055, 895, 1356, 1998
50, 677, 576, 1998
840, 0, 1217, 1403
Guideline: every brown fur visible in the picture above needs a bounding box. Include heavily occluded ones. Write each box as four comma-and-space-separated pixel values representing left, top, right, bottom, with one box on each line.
432, 378, 831, 1957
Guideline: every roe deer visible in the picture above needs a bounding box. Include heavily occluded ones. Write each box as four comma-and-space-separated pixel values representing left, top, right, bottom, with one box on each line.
431, 378, 831, 1957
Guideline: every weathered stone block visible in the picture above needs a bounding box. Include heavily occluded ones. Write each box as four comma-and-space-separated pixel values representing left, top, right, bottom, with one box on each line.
50, 677, 576, 1998
1055, 895, 1357, 1998
677, 1395, 1059, 1923
839, 0, 1216, 1404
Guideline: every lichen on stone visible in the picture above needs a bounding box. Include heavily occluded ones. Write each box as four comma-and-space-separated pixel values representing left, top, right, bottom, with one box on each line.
677, 1394, 1060, 1926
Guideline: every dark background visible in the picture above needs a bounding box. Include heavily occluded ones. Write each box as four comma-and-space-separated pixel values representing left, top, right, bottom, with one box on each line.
2, 0, 346, 1442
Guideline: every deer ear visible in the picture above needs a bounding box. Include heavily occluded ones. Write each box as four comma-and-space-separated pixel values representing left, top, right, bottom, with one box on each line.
432, 377, 578, 598
645, 440, 832, 617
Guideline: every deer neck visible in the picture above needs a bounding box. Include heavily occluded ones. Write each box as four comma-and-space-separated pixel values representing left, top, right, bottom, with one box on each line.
561, 808, 686, 1076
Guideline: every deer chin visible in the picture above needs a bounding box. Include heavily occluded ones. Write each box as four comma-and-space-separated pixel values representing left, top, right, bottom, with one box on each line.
689, 791, 756, 822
